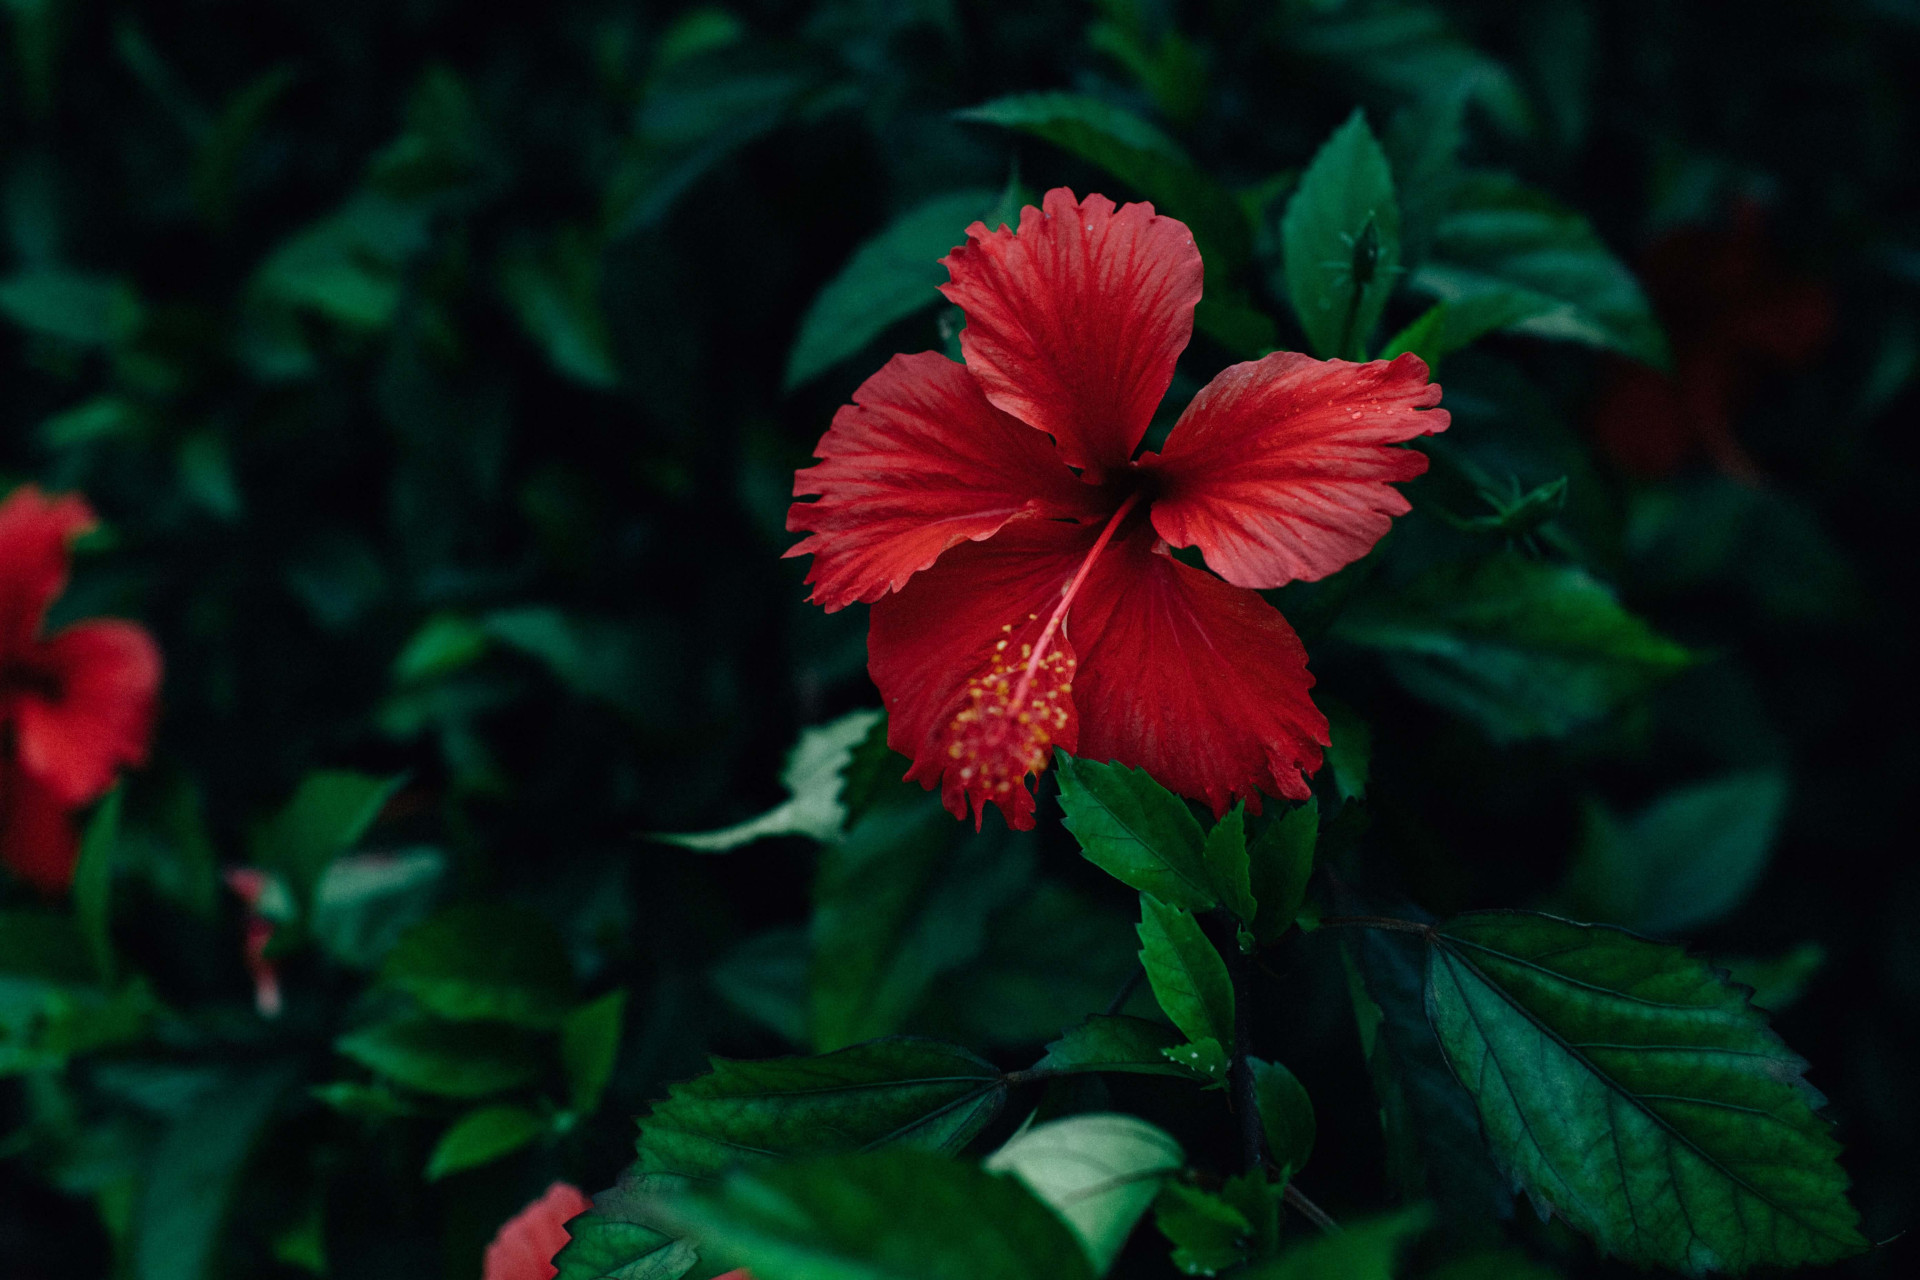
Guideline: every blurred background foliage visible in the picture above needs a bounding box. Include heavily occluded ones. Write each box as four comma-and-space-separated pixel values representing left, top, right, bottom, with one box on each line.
1, 0, 1915, 1277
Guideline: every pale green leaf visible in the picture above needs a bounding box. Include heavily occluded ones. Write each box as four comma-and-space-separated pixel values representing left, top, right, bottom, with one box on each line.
986, 1113, 1183, 1273
657, 709, 884, 850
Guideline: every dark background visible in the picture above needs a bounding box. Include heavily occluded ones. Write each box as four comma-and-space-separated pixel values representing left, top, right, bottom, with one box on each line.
2, 1, 1914, 1277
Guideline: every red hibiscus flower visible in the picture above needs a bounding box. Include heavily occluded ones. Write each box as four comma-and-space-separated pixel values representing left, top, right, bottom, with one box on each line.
485, 1182, 594, 1280
1, 485, 162, 892
1590, 200, 1833, 480
787, 188, 1447, 828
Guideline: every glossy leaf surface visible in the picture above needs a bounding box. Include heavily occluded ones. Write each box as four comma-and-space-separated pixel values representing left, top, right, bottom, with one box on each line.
1426, 912, 1865, 1272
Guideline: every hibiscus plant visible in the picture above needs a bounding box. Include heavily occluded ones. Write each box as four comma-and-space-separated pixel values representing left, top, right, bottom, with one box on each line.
0, 3, 1906, 1280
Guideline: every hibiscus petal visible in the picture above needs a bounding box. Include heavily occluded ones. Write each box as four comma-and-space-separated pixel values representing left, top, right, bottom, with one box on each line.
940, 188, 1203, 476
0, 485, 95, 651
1071, 529, 1328, 816
787, 351, 1097, 611
869, 519, 1095, 829
1144, 352, 1448, 589
14, 620, 162, 808
483, 1182, 594, 1280
0, 759, 78, 893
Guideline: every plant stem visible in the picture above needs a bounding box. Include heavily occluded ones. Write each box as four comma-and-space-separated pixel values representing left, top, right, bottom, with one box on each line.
1283, 1182, 1342, 1234
1205, 911, 1268, 1176
1103, 962, 1146, 1017
1315, 915, 1433, 937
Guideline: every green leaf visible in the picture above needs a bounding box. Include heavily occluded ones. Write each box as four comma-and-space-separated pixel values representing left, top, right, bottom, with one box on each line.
308, 847, 446, 970
1156, 1175, 1281, 1275
1247, 801, 1317, 946
786, 189, 998, 389
1200, 805, 1255, 924
986, 1113, 1184, 1273
1157, 1181, 1255, 1276
483, 607, 667, 719
425, 1104, 546, 1180
1429, 1249, 1563, 1280
1566, 769, 1788, 935
1243, 1206, 1431, 1279
1057, 755, 1216, 911
553, 1173, 702, 1280
1333, 553, 1695, 741
922, 881, 1139, 1048
1161, 1037, 1229, 1082
1286, 4, 1533, 136
1410, 172, 1668, 367
956, 92, 1253, 276
605, 56, 826, 237
1425, 911, 1866, 1272
809, 799, 1028, 1051
1137, 895, 1234, 1050
335, 1016, 544, 1099
1250, 1058, 1315, 1174
73, 789, 122, 983
636, 1039, 1007, 1179
1719, 944, 1826, 1014
1347, 923, 1511, 1224
0, 268, 144, 344
310, 1081, 419, 1119
1379, 292, 1549, 368
659, 1149, 1096, 1280
133, 1066, 294, 1280
1036, 1015, 1190, 1079
392, 613, 491, 684
500, 225, 620, 388
1281, 110, 1400, 360
658, 708, 884, 850
1322, 701, 1371, 804
253, 771, 404, 905
712, 926, 810, 1043
562, 989, 627, 1113
381, 902, 575, 1028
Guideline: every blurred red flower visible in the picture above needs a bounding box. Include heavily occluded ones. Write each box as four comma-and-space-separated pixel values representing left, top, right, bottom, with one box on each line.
484, 1182, 593, 1280
788, 188, 1447, 828
1591, 201, 1833, 480
0, 485, 161, 891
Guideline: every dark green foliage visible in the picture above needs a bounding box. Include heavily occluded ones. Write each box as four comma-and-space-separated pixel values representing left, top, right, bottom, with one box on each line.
1426, 913, 1866, 1272
633, 1039, 1006, 1180
2, 0, 1909, 1275
1250, 1057, 1316, 1174
1334, 553, 1695, 740
660, 1149, 1095, 1280
381, 900, 576, 1027
1058, 754, 1218, 911
1282, 109, 1401, 360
